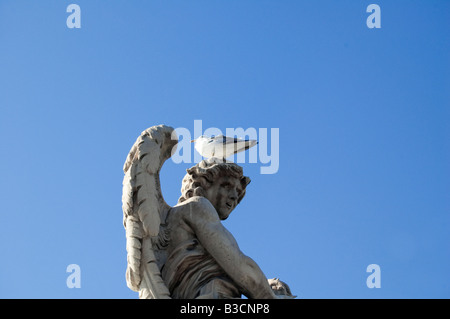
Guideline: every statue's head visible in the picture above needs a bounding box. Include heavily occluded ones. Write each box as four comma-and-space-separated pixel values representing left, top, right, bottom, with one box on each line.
178, 158, 251, 220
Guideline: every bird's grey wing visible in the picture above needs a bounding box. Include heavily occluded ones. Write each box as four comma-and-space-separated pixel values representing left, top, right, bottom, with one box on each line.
222, 136, 242, 144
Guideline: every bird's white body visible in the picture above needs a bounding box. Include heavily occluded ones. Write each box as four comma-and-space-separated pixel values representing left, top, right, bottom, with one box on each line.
193, 135, 257, 160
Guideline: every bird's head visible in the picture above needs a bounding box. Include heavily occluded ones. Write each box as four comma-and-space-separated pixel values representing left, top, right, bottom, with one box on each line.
191, 135, 210, 143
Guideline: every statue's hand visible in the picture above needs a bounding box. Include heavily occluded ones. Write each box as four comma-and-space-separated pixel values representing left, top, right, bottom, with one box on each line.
268, 278, 296, 299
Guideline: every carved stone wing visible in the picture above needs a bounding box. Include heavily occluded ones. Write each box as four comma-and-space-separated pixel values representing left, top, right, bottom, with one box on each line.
122, 125, 178, 299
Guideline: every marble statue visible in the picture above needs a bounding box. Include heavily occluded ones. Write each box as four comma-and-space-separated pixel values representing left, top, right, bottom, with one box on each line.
122, 125, 294, 299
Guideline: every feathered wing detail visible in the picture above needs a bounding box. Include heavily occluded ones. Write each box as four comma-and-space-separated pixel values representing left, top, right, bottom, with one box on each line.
122, 125, 178, 298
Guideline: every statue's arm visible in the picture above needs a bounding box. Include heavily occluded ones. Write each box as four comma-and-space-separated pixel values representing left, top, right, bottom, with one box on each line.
184, 197, 277, 299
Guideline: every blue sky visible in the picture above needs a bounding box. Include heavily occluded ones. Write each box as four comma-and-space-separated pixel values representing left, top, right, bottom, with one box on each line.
0, 1, 449, 298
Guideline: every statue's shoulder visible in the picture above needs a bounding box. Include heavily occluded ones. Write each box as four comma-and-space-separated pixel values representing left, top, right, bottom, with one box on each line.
175, 196, 213, 209
172, 196, 217, 220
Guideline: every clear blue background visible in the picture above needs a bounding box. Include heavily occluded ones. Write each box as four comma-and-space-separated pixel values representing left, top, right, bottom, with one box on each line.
0, 1, 449, 298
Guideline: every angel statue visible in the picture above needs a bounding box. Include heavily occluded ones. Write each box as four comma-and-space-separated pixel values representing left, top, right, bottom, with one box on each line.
122, 125, 294, 299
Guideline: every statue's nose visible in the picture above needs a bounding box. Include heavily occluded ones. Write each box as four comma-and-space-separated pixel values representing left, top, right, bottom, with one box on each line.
229, 189, 238, 200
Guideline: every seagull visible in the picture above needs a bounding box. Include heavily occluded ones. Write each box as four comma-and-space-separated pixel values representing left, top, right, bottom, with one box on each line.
191, 135, 257, 160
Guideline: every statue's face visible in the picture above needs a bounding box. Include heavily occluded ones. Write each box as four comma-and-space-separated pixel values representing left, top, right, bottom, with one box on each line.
204, 175, 243, 220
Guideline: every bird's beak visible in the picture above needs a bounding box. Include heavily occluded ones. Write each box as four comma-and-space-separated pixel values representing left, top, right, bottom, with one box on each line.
190, 139, 196, 143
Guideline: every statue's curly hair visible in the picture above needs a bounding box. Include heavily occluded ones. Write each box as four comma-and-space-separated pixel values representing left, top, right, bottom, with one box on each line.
178, 158, 251, 204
